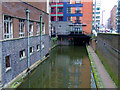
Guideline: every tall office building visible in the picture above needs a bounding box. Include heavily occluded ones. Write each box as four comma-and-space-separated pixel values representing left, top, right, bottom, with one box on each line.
92, 0, 101, 31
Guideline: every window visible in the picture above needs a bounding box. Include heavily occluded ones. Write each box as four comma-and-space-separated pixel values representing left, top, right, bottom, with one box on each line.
96, 12, 100, 14
51, 17, 55, 21
59, 0, 63, 3
42, 23, 45, 34
97, 8, 100, 10
29, 22, 33, 36
37, 44, 40, 51
5, 56, 11, 68
36, 23, 40, 35
67, 17, 71, 21
4, 16, 13, 39
67, 7, 71, 13
30, 46, 34, 55
58, 17, 63, 21
19, 49, 26, 60
51, 8, 55, 13
58, 8, 63, 12
96, 16, 100, 18
41, 42, 44, 50
19, 19, 25, 37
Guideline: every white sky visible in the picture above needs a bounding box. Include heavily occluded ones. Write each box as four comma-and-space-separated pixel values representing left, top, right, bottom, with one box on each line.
100, 0, 118, 25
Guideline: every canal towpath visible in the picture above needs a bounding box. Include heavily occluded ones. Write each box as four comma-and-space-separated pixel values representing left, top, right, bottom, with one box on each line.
87, 46, 117, 88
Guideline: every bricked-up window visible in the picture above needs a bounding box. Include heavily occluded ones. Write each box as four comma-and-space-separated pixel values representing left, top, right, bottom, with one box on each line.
29, 22, 33, 36
37, 44, 40, 51
19, 19, 25, 37
30, 46, 34, 55
5, 56, 10, 68
36, 23, 40, 35
4, 16, 13, 39
19, 49, 26, 60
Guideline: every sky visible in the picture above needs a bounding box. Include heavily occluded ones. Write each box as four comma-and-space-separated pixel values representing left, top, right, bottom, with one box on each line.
100, 0, 118, 25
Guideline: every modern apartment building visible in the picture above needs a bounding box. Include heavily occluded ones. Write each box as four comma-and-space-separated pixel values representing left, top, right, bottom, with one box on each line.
0, 1, 50, 86
50, 0, 93, 35
92, 0, 101, 31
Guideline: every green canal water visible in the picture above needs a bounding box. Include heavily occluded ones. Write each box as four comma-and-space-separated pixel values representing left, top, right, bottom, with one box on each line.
19, 46, 91, 88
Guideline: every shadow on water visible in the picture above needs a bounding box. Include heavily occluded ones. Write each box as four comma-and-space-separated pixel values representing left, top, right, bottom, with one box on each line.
18, 46, 91, 88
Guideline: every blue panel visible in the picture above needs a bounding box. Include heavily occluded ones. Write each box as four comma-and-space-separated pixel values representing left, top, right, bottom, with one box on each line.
67, 13, 83, 17
63, 2, 67, 21
67, 4, 83, 7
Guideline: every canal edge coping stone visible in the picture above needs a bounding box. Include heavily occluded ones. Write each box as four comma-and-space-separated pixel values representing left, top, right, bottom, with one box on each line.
86, 45, 104, 88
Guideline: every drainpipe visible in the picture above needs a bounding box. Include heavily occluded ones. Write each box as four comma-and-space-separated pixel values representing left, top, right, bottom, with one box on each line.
26, 9, 30, 68
40, 14, 43, 61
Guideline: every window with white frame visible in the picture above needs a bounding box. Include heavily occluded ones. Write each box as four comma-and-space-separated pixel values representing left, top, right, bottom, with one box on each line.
30, 46, 34, 55
29, 22, 33, 36
19, 19, 25, 37
37, 44, 40, 51
42, 23, 45, 35
4, 16, 13, 39
19, 49, 26, 60
36, 23, 40, 35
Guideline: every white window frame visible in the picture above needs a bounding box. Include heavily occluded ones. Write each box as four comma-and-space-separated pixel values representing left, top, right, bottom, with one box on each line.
19, 49, 26, 60
29, 22, 33, 36
37, 44, 40, 51
36, 23, 40, 35
19, 19, 25, 38
4, 16, 13, 39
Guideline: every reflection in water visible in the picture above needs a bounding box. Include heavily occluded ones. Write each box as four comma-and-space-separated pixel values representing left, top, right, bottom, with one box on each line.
19, 46, 91, 88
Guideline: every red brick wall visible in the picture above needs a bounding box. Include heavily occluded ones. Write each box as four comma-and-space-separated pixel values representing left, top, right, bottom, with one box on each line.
13, 18, 19, 38
2, 2, 49, 39
82, 1, 93, 34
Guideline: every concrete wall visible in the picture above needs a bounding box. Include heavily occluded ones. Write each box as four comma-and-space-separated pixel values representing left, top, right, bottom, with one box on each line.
1, 35, 50, 85
97, 33, 120, 84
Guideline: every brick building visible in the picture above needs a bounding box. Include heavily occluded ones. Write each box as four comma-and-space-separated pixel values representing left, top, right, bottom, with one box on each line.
0, 1, 50, 86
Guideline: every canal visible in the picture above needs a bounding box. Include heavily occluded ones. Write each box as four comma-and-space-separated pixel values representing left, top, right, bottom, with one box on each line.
19, 46, 92, 88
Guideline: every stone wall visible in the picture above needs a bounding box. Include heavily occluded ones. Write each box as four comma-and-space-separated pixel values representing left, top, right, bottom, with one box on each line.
97, 33, 120, 85
1, 35, 50, 85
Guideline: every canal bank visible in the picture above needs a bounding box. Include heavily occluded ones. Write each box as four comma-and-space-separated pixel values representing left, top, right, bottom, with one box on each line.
86, 45, 117, 88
